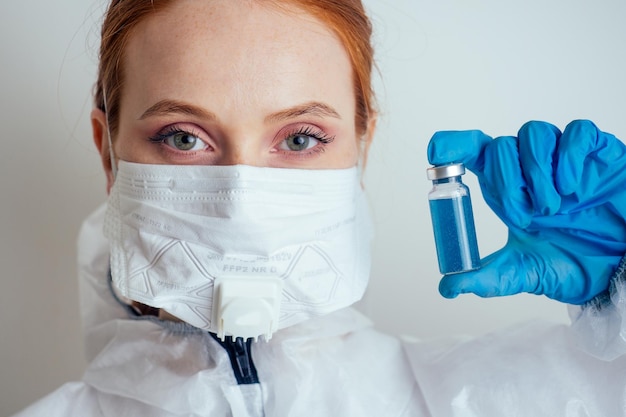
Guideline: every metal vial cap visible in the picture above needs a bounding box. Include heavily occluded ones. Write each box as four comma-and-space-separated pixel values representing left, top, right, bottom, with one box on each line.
426, 163, 466, 180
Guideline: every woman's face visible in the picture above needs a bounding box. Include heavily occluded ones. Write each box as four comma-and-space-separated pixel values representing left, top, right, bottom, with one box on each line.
96, 0, 366, 184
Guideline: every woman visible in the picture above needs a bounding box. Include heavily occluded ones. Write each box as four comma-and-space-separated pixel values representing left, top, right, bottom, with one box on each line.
14, 0, 626, 415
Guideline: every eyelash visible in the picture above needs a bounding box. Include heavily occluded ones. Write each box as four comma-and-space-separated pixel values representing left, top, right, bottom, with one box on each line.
147, 126, 204, 146
284, 126, 335, 145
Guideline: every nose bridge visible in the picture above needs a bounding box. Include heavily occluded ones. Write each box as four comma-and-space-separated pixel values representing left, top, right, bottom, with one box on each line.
218, 135, 260, 167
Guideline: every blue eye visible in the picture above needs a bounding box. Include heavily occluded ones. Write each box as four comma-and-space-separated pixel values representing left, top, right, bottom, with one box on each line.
279, 126, 334, 152
149, 128, 208, 152
282, 134, 317, 151
167, 132, 206, 151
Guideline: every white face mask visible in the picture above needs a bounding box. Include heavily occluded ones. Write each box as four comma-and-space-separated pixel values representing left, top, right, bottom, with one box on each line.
104, 161, 373, 341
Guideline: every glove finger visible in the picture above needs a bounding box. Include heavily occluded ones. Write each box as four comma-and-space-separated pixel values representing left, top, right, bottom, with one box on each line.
438, 246, 534, 299
427, 130, 492, 175
555, 120, 601, 195
517, 121, 562, 216
481, 136, 533, 228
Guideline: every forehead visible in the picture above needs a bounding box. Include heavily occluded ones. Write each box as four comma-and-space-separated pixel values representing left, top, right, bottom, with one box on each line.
120, 0, 354, 117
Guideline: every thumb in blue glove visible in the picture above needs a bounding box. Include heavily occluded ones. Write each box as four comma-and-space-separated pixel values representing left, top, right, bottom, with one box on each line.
427, 120, 626, 304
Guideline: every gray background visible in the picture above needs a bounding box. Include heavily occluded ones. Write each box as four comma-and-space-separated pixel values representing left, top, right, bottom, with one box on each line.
2, 0, 625, 414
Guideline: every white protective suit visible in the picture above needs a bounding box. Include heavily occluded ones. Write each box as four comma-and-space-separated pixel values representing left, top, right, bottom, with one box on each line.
13, 205, 626, 416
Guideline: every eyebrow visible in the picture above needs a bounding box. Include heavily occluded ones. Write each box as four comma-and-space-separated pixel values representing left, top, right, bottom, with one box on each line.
138, 99, 341, 123
264, 101, 342, 123
139, 99, 218, 121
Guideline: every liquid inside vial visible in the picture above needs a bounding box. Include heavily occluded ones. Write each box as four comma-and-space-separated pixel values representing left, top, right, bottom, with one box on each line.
429, 194, 480, 274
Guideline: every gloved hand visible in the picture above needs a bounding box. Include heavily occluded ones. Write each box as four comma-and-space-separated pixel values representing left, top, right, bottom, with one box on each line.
427, 120, 626, 304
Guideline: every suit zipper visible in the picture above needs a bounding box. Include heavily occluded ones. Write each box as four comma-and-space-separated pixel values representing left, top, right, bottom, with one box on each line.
211, 334, 260, 385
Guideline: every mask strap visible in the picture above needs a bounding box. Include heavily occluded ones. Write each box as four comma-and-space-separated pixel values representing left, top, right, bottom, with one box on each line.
102, 88, 118, 178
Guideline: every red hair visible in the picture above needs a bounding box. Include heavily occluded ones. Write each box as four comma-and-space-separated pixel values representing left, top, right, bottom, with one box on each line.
94, 0, 376, 137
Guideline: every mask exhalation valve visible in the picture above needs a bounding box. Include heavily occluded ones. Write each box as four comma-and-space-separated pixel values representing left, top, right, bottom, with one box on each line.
213, 276, 283, 342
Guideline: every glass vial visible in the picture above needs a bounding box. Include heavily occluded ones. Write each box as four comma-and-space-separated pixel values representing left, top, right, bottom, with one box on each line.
427, 163, 480, 275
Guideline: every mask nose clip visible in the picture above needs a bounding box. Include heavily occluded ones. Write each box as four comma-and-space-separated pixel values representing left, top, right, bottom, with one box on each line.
213, 276, 283, 342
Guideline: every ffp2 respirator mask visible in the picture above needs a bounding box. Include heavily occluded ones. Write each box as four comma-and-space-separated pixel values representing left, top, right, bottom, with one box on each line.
104, 161, 372, 341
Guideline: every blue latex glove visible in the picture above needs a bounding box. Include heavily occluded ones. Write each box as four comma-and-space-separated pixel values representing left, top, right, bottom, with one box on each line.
428, 120, 626, 304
